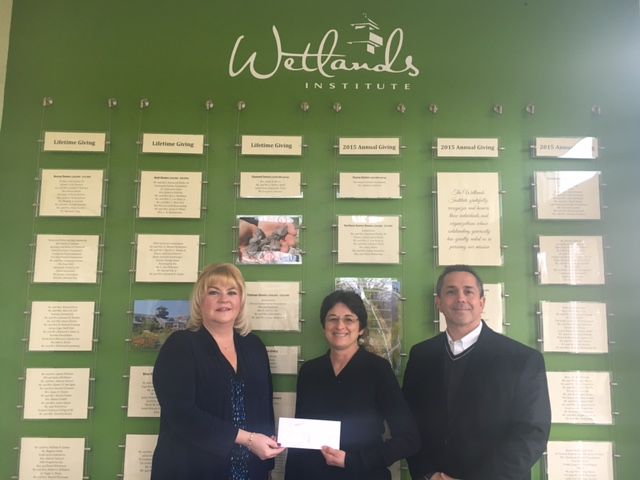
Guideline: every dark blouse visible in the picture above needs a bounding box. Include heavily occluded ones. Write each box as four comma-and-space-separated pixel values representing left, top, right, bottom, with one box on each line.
284, 348, 419, 480
151, 328, 275, 480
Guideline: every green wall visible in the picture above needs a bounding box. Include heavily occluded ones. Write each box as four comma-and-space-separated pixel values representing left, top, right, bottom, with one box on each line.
1, 0, 639, 478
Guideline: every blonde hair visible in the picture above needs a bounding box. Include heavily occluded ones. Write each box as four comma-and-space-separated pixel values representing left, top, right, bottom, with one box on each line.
187, 263, 250, 336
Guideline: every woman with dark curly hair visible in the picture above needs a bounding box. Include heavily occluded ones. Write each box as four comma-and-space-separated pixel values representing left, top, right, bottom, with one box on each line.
285, 290, 419, 480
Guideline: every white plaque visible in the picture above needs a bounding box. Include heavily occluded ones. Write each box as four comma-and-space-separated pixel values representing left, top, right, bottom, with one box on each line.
239, 172, 302, 198
540, 301, 609, 354
435, 138, 499, 158
127, 366, 160, 418
537, 235, 605, 285
241, 135, 302, 156
547, 371, 613, 424
534, 137, 599, 159
138, 170, 203, 218
141, 133, 204, 155
273, 392, 297, 429
33, 234, 99, 284
273, 389, 296, 480
245, 282, 300, 331
338, 137, 400, 156
546, 441, 614, 480
39, 169, 104, 217
43, 131, 107, 152
535, 171, 601, 220
272, 454, 287, 480
23, 368, 90, 419
338, 172, 401, 199
437, 172, 502, 266
19, 437, 85, 480
266, 346, 300, 375
337, 215, 400, 264
135, 234, 199, 283
29, 301, 95, 352
123, 434, 159, 480
440, 283, 504, 334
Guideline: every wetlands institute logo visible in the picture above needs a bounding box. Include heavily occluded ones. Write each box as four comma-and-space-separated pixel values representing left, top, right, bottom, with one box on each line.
228, 14, 420, 91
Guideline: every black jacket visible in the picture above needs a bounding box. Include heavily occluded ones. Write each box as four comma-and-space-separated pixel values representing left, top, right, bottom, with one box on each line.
403, 322, 551, 480
151, 328, 275, 480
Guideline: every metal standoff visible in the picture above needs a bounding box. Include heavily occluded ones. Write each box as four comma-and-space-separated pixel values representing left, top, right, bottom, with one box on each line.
237, 100, 246, 111
396, 103, 406, 114
591, 104, 602, 116
139, 98, 150, 109
428, 103, 438, 114
107, 98, 118, 108
525, 104, 535, 115
492, 104, 503, 115
204, 99, 215, 110
332, 102, 342, 113
42, 96, 54, 107
300, 101, 310, 112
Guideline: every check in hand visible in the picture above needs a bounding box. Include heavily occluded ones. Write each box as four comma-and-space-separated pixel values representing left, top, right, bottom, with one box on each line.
320, 445, 346, 468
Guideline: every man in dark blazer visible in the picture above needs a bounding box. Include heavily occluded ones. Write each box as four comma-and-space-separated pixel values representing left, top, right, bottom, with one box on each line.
403, 265, 551, 480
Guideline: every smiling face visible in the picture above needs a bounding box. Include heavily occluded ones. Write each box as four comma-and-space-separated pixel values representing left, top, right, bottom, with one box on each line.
435, 271, 485, 336
323, 302, 364, 354
201, 281, 242, 333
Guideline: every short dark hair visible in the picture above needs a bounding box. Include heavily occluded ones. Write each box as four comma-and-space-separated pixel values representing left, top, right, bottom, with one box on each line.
320, 290, 368, 329
435, 265, 484, 297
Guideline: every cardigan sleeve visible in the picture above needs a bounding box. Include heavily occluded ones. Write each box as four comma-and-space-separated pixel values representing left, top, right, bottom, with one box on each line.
153, 331, 239, 457
346, 355, 420, 473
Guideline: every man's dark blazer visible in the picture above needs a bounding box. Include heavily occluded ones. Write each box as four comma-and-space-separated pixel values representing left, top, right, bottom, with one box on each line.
402, 322, 551, 480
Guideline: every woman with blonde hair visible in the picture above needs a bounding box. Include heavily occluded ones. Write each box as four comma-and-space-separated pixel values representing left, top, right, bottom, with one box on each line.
152, 263, 284, 480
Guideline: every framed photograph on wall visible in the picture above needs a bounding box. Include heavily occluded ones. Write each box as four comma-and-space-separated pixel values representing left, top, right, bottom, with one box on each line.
131, 300, 190, 351
237, 215, 302, 265
335, 277, 402, 374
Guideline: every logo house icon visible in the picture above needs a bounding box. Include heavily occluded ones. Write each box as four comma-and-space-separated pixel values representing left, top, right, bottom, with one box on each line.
349, 15, 383, 54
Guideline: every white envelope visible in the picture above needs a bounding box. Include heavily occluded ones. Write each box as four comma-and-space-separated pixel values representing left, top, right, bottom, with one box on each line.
277, 417, 341, 450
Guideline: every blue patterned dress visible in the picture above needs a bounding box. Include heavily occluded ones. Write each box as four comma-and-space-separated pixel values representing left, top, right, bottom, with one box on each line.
229, 374, 250, 480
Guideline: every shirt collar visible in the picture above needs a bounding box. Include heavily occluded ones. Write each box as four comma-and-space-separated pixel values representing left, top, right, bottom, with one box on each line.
446, 321, 483, 355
